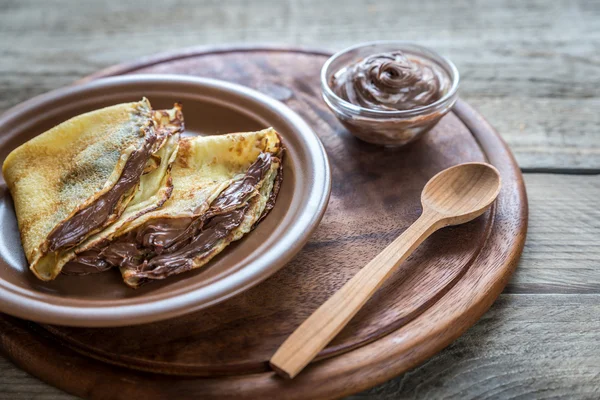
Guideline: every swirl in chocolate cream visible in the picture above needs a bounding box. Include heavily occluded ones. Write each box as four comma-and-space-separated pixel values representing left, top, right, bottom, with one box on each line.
330, 51, 450, 111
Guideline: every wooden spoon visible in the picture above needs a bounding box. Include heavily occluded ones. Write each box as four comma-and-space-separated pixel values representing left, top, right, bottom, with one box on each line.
270, 162, 502, 379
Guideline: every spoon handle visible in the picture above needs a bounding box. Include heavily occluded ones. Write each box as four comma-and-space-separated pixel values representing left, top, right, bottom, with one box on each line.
270, 211, 442, 379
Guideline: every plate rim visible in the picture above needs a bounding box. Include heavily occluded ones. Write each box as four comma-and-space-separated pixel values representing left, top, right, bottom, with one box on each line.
0, 74, 331, 327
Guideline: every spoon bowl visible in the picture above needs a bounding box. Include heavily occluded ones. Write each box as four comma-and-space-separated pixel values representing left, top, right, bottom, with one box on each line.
422, 162, 501, 225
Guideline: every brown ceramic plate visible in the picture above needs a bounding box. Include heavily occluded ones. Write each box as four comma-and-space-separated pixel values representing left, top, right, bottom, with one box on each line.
0, 75, 330, 327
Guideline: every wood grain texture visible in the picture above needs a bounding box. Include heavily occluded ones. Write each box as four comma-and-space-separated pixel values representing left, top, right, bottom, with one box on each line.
1, 294, 598, 400
0, 47, 527, 399
0, 0, 599, 169
505, 174, 600, 294
0, 174, 597, 399
271, 164, 501, 378
350, 294, 600, 400
40, 109, 497, 377
0, 0, 597, 398
5, 295, 599, 400
36, 46, 524, 378
37, 49, 503, 379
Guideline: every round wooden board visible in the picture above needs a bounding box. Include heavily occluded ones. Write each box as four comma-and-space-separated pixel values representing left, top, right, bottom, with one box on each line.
0, 46, 527, 399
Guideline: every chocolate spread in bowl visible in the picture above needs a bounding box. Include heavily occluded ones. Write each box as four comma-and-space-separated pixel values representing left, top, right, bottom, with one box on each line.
324, 49, 457, 146
330, 51, 451, 112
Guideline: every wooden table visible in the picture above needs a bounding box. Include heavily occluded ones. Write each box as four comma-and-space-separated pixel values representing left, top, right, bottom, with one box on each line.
0, 0, 598, 398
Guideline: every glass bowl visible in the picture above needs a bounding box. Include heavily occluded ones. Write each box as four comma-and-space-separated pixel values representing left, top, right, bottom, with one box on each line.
321, 41, 460, 146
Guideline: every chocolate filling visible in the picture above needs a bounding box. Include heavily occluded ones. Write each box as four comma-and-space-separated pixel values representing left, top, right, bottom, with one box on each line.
47, 105, 185, 254
63, 152, 279, 280
135, 206, 249, 278
47, 134, 158, 252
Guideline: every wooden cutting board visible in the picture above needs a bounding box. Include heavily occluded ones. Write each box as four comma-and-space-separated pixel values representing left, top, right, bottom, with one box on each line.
0, 46, 527, 399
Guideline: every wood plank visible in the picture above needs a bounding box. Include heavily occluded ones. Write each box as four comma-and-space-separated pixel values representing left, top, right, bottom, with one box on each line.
0, 172, 597, 396
0, 0, 599, 169
0, 357, 75, 400
351, 294, 600, 400
474, 98, 600, 172
1, 294, 599, 400
506, 174, 600, 294
0, 0, 598, 397
1, 172, 596, 398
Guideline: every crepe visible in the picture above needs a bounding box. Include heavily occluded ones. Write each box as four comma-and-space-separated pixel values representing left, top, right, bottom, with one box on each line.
2, 98, 183, 280
63, 128, 283, 288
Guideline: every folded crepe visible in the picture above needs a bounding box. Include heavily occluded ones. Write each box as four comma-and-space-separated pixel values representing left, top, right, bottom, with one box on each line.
2, 98, 182, 281
63, 128, 283, 288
